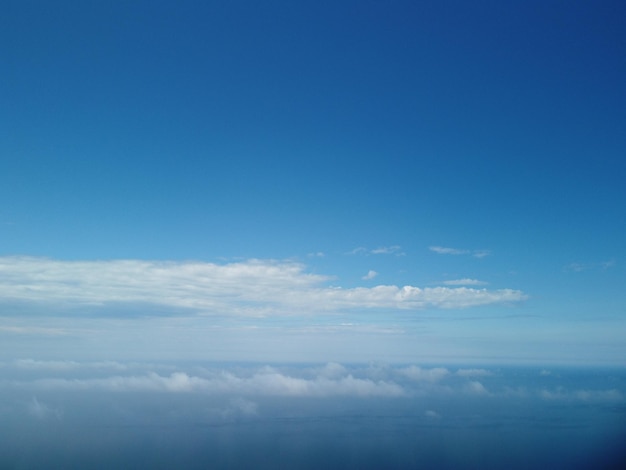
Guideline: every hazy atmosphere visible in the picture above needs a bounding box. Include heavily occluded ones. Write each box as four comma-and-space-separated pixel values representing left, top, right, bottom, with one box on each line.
2, 0, 625, 468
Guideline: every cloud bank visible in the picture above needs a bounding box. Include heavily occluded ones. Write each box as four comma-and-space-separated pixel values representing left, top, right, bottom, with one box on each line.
12, 368, 405, 398
0, 257, 526, 316
4, 361, 624, 404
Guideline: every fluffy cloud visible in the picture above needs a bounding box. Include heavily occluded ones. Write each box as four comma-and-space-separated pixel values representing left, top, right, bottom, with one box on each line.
6, 362, 623, 405
316, 362, 348, 379
464, 380, 489, 395
14, 368, 406, 397
362, 270, 378, 280
316, 285, 526, 310
0, 257, 526, 316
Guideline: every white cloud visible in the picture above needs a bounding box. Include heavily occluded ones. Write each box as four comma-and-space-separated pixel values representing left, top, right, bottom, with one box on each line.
316, 362, 348, 379
430, 246, 469, 255
371, 245, 403, 255
442, 279, 487, 286
362, 270, 378, 280
317, 285, 526, 310
15, 368, 406, 397
429, 246, 490, 258
0, 257, 527, 316
14, 363, 625, 404
464, 380, 489, 395
349, 246, 404, 256
425, 410, 440, 419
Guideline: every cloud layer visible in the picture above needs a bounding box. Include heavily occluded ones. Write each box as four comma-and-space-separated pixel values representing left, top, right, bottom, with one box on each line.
8, 365, 406, 397
4, 361, 622, 404
0, 257, 526, 316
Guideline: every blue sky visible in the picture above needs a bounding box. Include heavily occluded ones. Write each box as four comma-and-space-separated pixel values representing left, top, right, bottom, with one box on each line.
2, 0, 625, 365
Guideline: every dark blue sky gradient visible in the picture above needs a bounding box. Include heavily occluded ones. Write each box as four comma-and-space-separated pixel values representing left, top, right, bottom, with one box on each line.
3, 0, 625, 258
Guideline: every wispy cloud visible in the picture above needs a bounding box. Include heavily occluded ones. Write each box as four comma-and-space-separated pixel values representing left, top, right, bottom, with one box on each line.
228, 397, 258, 416
430, 246, 469, 255
27, 397, 62, 420
0, 257, 526, 316
456, 368, 493, 377
0, 325, 69, 336
348, 246, 404, 256
362, 270, 378, 280
540, 388, 622, 402
400, 366, 450, 382
564, 260, 616, 273
12, 359, 129, 371
429, 246, 490, 258
565, 263, 586, 273
442, 279, 487, 286
371, 245, 404, 255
